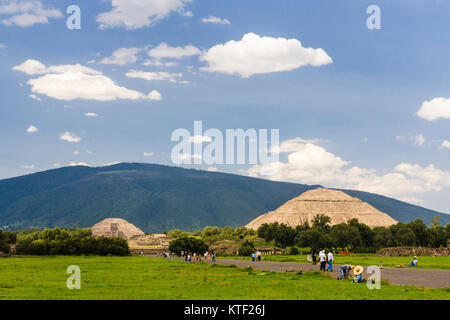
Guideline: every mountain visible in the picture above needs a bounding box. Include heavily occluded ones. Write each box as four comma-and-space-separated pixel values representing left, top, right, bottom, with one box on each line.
0, 163, 448, 232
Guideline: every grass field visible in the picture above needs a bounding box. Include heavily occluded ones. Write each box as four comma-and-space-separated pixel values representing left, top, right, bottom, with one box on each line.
0, 256, 449, 300
218, 254, 450, 270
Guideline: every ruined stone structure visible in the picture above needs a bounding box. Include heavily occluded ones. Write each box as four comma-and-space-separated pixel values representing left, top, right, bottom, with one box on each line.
246, 188, 398, 229
91, 218, 144, 239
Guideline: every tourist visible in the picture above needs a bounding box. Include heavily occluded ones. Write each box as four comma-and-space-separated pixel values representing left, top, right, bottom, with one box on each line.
312, 251, 317, 265
319, 250, 326, 271
338, 265, 354, 280
187, 253, 192, 262
327, 250, 334, 272
204, 251, 208, 261
212, 252, 216, 263
257, 251, 262, 262
410, 256, 418, 267
252, 252, 256, 262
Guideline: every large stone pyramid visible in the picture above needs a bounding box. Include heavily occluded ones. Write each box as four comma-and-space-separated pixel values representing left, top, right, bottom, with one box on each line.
91, 218, 144, 239
246, 188, 397, 229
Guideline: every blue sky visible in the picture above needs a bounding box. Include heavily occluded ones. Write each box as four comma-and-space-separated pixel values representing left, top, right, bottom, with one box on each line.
1, 0, 450, 213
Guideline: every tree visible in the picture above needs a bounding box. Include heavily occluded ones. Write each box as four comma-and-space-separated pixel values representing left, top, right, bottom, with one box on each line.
348, 219, 374, 248
330, 224, 359, 250
406, 219, 428, 246
273, 224, 297, 248
312, 214, 332, 232
295, 227, 331, 253
427, 226, 447, 248
373, 227, 392, 248
238, 240, 255, 256
395, 227, 416, 246
169, 236, 208, 256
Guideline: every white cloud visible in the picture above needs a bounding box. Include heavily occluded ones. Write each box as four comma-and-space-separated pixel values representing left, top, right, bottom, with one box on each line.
53, 163, 61, 168
396, 134, 426, 146
148, 90, 162, 101
99, 47, 141, 66
414, 134, 425, 146
202, 15, 230, 25
416, 97, 450, 121
188, 135, 213, 144
142, 59, 178, 67
143, 152, 154, 157
441, 140, 450, 149
360, 137, 369, 143
21, 164, 34, 169
0, 43, 6, 48
247, 138, 450, 202
126, 70, 184, 83
200, 33, 332, 78
29, 94, 41, 101
69, 162, 88, 167
148, 43, 201, 60
60, 132, 81, 143
26, 125, 38, 133
14, 59, 160, 101
86, 150, 92, 154
84, 112, 98, 117
73, 151, 80, 155
97, 0, 191, 30
0, 0, 63, 27
13, 59, 47, 75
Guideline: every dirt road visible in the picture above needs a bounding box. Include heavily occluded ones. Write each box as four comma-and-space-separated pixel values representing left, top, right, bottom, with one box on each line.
212, 259, 450, 288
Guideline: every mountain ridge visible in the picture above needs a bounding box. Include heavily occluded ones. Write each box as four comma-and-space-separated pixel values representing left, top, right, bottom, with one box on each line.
0, 163, 448, 232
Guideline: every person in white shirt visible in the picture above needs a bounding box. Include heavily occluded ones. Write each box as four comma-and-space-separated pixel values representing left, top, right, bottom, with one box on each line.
319, 250, 327, 271
327, 250, 334, 272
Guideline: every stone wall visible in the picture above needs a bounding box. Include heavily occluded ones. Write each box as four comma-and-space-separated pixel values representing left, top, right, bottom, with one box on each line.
376, 247, 449, 257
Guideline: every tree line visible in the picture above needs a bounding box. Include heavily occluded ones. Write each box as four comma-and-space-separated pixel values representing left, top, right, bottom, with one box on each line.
257, 215, 450, 253
1, 227, 129, 256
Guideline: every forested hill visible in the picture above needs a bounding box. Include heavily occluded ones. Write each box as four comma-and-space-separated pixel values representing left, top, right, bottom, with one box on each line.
0, 163, 448, 232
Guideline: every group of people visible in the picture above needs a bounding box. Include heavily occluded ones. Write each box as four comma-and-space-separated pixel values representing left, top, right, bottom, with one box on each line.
251, 251, 263, 262
312, 249, 334, 272
184, 252, 216, 263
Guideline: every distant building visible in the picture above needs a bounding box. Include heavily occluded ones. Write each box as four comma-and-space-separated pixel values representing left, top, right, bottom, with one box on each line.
91, 218, 144, 239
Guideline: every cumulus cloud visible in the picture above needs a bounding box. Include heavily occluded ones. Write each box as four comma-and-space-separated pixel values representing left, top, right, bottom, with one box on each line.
13, 59, 47, 75
200, 33, 332, 78
202, 15, 230, 25
60, 132, 81, 143
26, 125, 38, 133
143, 152, 154, 157
84, 112, 98, 117
21, 164, 34, 169
99, 47, 141, 66
441, 140, 450, 149
13, 59, 161, 101
416, 97, 450, 121
97, 0, 191, 30
0, 0, 63, 27
148, 90, 162, 101
147, 43, 201, 60
126, 70, 184, 83
247, 138, 450, 202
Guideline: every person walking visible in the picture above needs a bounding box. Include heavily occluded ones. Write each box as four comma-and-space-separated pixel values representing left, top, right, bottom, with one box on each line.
257, 251, 262, 262
312, 251, 317, 265
327, 250, 334, 272
251, 252, 256, 262
319, 250, 326, 271
212, 252, 216, 263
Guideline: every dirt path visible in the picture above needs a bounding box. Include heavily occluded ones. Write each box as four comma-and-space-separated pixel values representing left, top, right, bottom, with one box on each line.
211, 259, 450, 288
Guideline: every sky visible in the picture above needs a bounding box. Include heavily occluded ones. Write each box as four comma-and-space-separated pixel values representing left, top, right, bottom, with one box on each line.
0, 0, 450, 213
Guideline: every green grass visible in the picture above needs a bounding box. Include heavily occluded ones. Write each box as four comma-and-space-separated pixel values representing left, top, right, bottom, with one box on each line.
218, 254, 450, 270
0, 256, 448, 300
